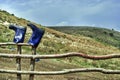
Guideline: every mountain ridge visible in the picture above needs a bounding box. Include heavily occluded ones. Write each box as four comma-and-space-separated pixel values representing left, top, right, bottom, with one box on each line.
48, 26, 120, 48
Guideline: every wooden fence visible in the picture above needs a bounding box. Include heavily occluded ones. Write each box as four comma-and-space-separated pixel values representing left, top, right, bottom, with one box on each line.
0, 42, 120, 80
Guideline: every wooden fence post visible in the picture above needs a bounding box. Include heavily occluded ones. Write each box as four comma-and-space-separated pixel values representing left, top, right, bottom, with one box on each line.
16, 45, 22, 80
29, 46, 36, 80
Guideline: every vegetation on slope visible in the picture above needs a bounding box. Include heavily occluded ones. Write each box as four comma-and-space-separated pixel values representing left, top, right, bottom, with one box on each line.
0, 10, 120, 79
49, 26, 120, 48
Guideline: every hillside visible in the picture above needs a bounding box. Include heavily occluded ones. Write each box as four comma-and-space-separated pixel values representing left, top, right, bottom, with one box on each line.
0, 10, 120, 80
49, 26, 120, 48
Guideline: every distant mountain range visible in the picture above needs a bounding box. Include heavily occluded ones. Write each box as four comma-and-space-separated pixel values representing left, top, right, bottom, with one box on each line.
49, 26, 120, 48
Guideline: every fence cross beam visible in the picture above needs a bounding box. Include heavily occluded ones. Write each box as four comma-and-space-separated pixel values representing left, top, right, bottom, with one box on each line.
0, 68, 120, 75
0, 52, 120, 60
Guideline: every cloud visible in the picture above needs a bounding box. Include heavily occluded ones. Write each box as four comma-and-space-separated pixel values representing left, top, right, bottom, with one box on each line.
0, 0, 120, 31
56, 21, 69, 26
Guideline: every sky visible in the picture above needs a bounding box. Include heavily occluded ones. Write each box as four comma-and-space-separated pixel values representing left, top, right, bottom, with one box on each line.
0, 0, 120, 31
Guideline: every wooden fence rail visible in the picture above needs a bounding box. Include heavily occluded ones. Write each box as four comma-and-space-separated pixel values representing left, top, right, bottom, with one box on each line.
0, 52, 120, 60
0, 42, 120, 80
0, 68, 120, 75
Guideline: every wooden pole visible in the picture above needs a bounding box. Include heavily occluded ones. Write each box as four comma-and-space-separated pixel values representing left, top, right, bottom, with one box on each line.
29, 46, 36, 80
16, 45, 22, 80
0, 42, 32, 46
1, 68, 120, 75
1, 52, 120, 60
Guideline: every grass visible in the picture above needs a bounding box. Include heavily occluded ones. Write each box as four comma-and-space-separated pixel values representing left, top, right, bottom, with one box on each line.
1, 58, 120, 80
49, 26, 120, 48
1, 59, 120, 80
0, 10, 120, 79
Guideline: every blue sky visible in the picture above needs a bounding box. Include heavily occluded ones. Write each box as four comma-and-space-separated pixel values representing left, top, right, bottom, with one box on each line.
0, 0, 120, 31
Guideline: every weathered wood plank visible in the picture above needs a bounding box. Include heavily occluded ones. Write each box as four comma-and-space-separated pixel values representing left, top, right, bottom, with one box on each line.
0, 42, 32, 46
29, 47, 36, 80
0, 68, 120, 75
0, 52, 120, 60
16, 45, 22, 80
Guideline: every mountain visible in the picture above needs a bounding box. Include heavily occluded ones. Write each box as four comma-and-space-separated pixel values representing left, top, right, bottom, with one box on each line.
49, 26, 120, 48
0, 10, 120, 80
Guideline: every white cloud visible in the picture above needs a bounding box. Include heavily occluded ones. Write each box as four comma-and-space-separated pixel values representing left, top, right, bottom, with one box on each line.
56, 21, 69, 26
0, 0, 120, 30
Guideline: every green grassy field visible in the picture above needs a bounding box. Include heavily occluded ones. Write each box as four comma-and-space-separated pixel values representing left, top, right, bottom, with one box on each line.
0, 10, 120, 80
49, 26, 120, 48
